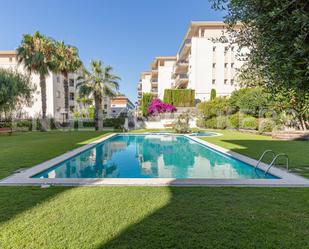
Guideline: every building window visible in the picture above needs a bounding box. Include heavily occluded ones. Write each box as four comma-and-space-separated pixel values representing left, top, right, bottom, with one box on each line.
70, 106, 74, 112
212, 63, 216, 68
231, 79, 234, 85
231, 63, 234, 68
212, 79, 216, 85
56, 91, 61, 98
104, 104, 107, 109
224, 63, 228, 68
231, 46, 234, 52
9, 57, 13, 62
69, 93, 74, 100
224, 79, 228, 85
213, 46, 216, 52
69, 79, 74, 87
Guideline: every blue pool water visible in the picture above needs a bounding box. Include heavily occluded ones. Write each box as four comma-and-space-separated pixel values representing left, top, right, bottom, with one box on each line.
33, 134, 277, 179
189, 131, 218, 137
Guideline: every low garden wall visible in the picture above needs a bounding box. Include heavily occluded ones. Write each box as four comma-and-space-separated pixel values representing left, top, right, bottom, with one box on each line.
272, 131, 309, 141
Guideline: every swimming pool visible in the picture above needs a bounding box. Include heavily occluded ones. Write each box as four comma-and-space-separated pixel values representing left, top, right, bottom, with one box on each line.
32, 134, 277, 179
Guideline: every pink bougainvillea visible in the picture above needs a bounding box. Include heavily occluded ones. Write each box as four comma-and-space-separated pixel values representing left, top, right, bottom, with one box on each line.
147, 99, 177, 116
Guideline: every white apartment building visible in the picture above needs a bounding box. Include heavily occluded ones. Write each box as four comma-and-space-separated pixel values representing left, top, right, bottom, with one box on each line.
137, 71, 152, 106
173, 21, 244, 101
151, 56, 176, 99
0, 50, 80, 121
137, 21, 245, 104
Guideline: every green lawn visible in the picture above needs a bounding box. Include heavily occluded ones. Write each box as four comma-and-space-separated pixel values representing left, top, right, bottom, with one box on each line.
0, 131, 309, 249
201, 130, 309, 178
0, 131, 113, 179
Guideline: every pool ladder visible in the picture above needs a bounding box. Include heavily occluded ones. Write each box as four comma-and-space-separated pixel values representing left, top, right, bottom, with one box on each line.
255, 150, 289, 175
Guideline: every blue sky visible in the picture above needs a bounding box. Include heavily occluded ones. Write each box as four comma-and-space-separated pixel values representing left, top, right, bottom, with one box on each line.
0, 0, 225, 102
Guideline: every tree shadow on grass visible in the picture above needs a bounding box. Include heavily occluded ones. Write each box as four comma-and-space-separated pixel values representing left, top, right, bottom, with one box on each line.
97, 186, 309, 249
0, 186, 69, 225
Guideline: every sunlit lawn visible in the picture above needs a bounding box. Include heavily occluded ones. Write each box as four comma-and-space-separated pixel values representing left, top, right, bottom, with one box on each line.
0, 130, 309, 249
201, 129, 309, 178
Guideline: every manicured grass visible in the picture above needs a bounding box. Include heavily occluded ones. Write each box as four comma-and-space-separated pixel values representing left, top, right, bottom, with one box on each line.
201, 130, 309, 177
1, 186, 309, 249
0, 131, 113, 179
1, 130, 309, 248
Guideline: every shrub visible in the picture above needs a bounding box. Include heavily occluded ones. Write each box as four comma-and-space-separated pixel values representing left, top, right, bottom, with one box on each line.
229, 87, 270, 117
141, 93, 155, 117
259, 118, 275, 133
147, 98, 176, 116
198, 97, 230, 119
205, 117, 217, 129
228, 113, 240, 129
210, 88, 216, 100
216, 116, 228, 129
163, 89, 195, 107
240, 116, 258, 130
104, 118, 125, 129
0, 121, 12, 128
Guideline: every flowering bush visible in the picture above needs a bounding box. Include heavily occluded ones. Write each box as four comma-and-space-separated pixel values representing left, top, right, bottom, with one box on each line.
147, 99, 176, 116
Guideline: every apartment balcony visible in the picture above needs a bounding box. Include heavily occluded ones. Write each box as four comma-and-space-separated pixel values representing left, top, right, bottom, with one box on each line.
173, 59, 189, 74
151, 78, 158, 85
151, 69, 158, 77
151, 88, 158, 94
178, 39, 191, 60
174, 73, 189, 88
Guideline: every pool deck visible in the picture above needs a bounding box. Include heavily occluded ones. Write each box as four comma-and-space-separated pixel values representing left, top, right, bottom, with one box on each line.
1, 133, 309, 187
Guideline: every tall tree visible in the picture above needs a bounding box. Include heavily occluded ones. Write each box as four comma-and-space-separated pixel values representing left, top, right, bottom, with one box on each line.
211, 0, 309, 130
77, 60, 120, 131
55, 41, 82, 119
0, 68, 34, 119
16, 31, 57, 130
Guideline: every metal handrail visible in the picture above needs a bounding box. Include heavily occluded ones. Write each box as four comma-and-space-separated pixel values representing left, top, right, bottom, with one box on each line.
255, 150, 276, 169
265, 153, 289, 175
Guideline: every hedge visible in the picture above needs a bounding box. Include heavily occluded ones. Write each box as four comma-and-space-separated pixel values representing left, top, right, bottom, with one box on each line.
163, 89, 195, 107
74, 118, 125, 129
141, 93, 155, 117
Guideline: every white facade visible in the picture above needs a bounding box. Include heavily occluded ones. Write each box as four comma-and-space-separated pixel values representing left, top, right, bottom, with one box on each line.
137, 21, 246, 104
174, 21, 245, 101
137, 71, 152, 106
153, 57, 176, 99
0, 50, 80, 121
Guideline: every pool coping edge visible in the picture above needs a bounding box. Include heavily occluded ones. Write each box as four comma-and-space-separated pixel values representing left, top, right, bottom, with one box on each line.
1, 132, 309, 187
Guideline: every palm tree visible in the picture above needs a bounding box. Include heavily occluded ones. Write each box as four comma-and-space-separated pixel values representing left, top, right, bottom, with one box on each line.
16, 31, 57, 130
77, 60, 120, 131
55, 41, 82, 119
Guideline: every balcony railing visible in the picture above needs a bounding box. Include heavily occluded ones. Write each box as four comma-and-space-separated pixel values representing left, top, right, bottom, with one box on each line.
178, 39, 191, 56
177, 73, 188, 80
176, 60, 189, 66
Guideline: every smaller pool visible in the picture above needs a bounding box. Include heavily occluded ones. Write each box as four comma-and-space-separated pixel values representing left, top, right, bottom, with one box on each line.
190, 131, 219, 137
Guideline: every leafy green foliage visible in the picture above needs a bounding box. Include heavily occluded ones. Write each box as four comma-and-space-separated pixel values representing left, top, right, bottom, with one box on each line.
240, 116, 258, 130
259, 118, 275, 133
77, 60, 120, 130
197, 96, 230, 119
210, 89, 216, 100
163, 89, 195, 107
229, 88, 270, 117
211, 0, 309, 130
0, 69, 34, 116
141, 93, 154, 117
